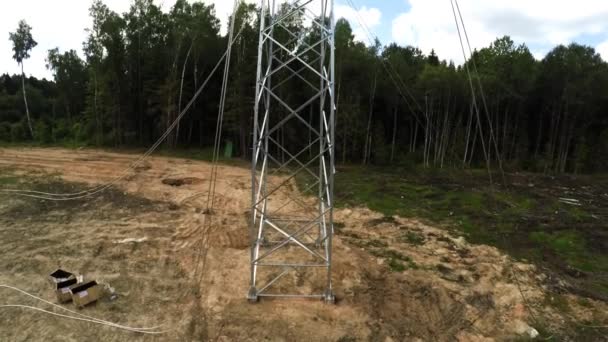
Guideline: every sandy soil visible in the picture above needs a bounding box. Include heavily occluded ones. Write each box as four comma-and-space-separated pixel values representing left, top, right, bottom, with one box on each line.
0, 147, 606, 341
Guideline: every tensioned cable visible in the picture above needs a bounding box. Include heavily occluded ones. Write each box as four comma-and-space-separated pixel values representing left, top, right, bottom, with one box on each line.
345, 0, 421, 120
0, 24, 247, 201
449, 0, 492, 182
207, 0, 239, 212
452, 0, 506, 182
348, 0, 424, 112
0, 7, 244, 335
0, 284, 165, 334
345, 0, 442, 141
191, 0, 240, 286
347, 0, 502, 171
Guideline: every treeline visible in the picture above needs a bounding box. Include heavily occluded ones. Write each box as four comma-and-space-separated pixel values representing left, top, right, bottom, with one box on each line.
2, 0, 608, 173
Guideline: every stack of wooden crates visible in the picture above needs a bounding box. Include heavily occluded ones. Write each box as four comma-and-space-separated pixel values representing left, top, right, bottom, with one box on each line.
49, 269, 103, 308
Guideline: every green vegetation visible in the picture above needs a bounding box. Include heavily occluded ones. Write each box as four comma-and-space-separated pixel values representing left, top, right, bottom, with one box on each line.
402, 231, 426, 246
2, 1, 608, 175
388, 259, 406, 272
332, 166, 608, 300
0, 175, 19, 186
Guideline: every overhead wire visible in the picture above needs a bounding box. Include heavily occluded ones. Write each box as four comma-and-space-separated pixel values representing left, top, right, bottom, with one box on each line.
0, 305, 166, 334
451, 0, 506, 183
345, 0, 427, 130
448, 0, 493, 183
345, 0, 459, 165
191, 0, 240, 288
346, 0, 506, 175
0, 23, 247, 201
0, 3, 245, 335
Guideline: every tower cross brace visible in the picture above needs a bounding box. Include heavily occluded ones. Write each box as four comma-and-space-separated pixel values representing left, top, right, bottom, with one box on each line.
248, 0, 336, 302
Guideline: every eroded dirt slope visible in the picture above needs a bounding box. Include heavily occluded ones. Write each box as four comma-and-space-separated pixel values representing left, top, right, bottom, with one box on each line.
0, 147, 606, 341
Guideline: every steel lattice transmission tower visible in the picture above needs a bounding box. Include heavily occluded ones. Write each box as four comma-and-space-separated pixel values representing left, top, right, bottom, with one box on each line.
248, 0, 336, 302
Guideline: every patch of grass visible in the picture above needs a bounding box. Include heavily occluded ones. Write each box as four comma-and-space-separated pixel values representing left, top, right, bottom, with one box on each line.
529, 230, 608, 273
1, 176, 160, 223
577, 297, 593, 308
367, 239, 388, 248
544, 293, 572, 314
367, 216, 397, 226
562, 205, 594, 221
402, 231, 425, 245
157, 147, 249, 167
388, 259, 406, 272
337, 336, 357, 342
369, 248, 419, 271
0, 175, 19, 186
333, 221, 346, 230
324, 165, 608, 300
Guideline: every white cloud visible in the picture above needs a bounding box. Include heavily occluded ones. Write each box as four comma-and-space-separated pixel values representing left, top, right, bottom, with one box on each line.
392, 0, 608, 63
597, 41, 608, 62
1, 0, 341, 79
335, 4, 382, 44
0, 0, 253, 79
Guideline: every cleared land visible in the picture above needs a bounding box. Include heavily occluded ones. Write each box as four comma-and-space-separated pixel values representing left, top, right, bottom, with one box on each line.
0, 147, 607, 341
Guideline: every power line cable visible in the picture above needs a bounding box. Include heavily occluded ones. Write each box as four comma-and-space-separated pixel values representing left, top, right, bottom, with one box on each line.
345, 0, 426, 128
191, 0, 240, 290
0, 24, 247, 201
452, 0, 506, 182
0, 284, 165, 334
345, 0, 449, 155
0, 305, 166, 334
449, 0, 492, 183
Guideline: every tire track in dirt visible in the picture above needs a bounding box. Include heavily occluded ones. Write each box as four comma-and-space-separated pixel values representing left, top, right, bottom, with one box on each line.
2, 147, 607, 341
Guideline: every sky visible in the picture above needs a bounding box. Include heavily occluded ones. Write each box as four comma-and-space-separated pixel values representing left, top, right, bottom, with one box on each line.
1, 0, 608, 80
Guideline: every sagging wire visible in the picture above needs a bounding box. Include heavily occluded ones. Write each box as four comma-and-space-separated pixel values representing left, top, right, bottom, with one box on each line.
450, 0, 506, 184
0, 23, 248, 202
0, 284, 166, 334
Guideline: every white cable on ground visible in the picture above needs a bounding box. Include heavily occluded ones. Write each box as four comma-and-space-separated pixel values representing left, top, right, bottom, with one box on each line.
0, 285, 163, 332
0, 305, 165, 335
0, 23, 247, 202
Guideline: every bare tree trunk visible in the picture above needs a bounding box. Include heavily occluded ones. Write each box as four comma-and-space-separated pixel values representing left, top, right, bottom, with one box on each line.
534, 108, 545, 158
433, 100, 441, 165
561, 123, 573, 173
413, 119, 419, 153
440, 99, 450, 168
342, 126, 347, 164
510, 110, 519, 161
468, 116, 480, 167
176, 42, 193, 148
423, 95, 431, 167
391, 106, 397, 163
21, 63, 34, 138
548, 102, 563, 173
502, 106, 509, 158
409, 118, 414, 153
463, 104, 473, 167
309, 105, 313, 159
363, 72, 377, 165
94, 70, 100, 145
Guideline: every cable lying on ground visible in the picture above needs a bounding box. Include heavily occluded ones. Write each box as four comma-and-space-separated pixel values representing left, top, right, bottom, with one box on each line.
0, 23, 246, 202
0, 284, 166, 334
0, 305, 166, 335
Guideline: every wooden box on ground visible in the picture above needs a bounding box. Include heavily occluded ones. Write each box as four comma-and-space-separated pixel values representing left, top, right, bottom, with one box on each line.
55, 278, 79, 303
70, 281, 102, 308
49, 269, 75, 287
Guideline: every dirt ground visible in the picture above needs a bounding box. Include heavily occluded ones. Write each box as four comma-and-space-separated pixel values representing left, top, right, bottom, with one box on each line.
0, 147, 606, 341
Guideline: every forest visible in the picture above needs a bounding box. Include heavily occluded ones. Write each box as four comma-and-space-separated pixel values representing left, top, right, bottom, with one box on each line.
2, 0, 608, 174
